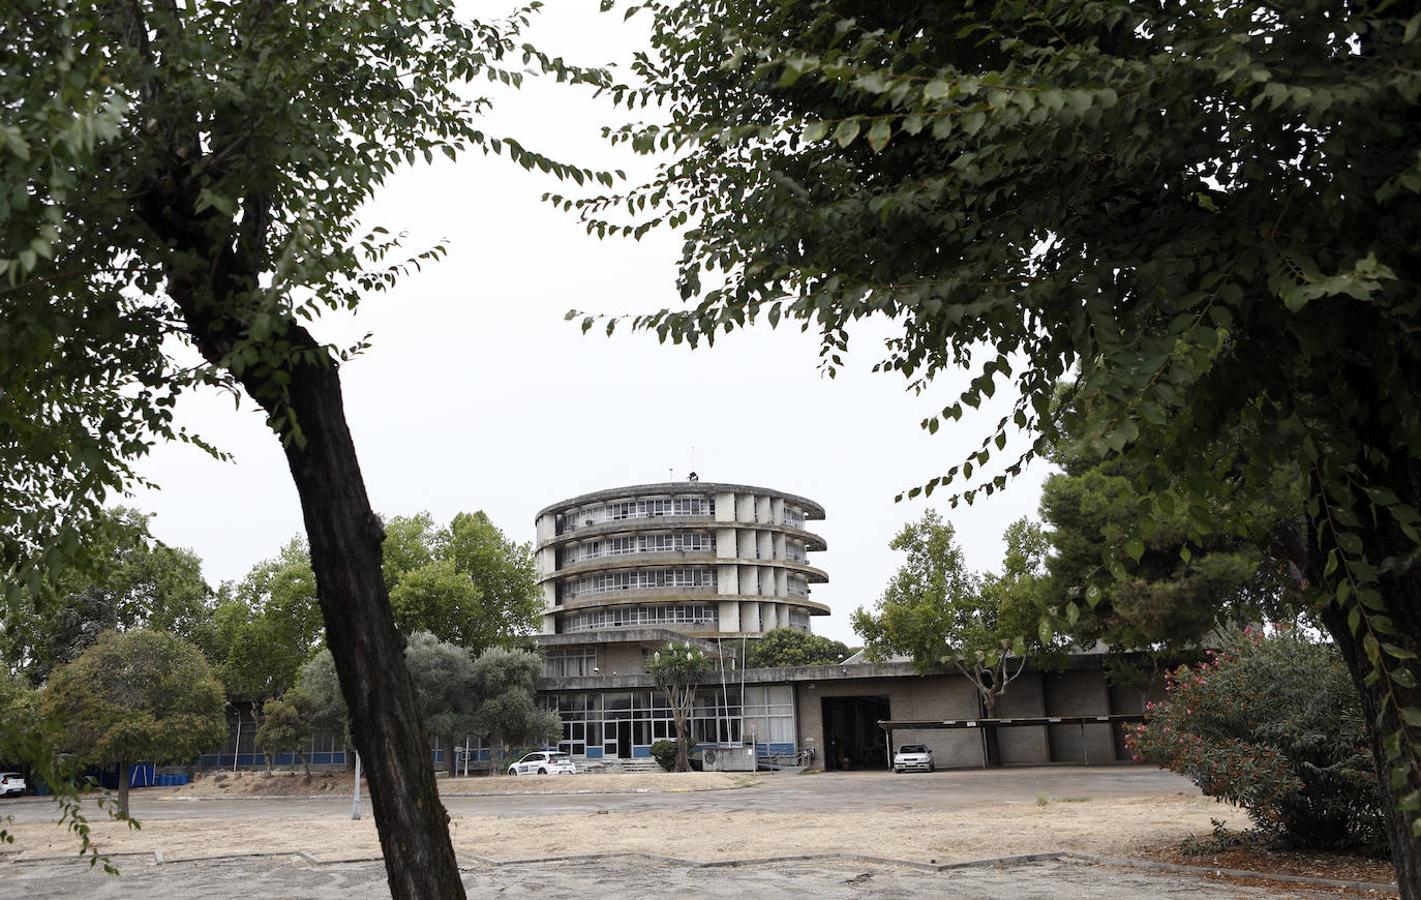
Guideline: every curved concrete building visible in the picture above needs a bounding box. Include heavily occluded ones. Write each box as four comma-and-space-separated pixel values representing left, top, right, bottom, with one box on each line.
534, 479, 828, 638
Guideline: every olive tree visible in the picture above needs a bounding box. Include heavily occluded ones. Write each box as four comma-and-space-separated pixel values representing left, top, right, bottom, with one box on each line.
563, 1, 1421, 886
42, 629, 226, 817
469, 648, 561, 774
254, 691, 314, 777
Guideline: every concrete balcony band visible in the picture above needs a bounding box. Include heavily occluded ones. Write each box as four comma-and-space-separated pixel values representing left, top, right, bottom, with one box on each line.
545, 592, 831, 618
538, 555, 829, 584
538, 518, 828, 552
535, 481, 826, 522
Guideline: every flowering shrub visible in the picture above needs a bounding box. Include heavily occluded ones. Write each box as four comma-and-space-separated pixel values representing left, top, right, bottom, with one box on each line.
1127, 627, 1386, 855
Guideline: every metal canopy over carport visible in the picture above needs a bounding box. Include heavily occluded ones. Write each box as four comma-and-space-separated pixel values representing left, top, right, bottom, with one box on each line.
878, 714, 1147, 768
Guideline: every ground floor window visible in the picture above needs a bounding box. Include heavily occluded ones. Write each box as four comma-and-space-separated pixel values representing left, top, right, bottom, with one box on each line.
540, 684, 797, 758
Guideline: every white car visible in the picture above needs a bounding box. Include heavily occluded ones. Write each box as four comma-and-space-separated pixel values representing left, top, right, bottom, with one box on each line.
507, 751, 576, 776
893, 745, 935, 774
0, 772, 26, 796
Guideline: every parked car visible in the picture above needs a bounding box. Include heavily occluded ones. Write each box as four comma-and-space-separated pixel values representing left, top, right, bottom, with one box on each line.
0, 773, 26, 796
892, 745, 934, 773
507, 751, 577, 776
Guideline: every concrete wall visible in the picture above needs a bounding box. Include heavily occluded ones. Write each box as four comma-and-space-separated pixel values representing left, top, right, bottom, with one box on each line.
601, 643, 646, 675
796, 674, 981, 769
995, 670, 1050, 765
792, 666, 1137, 770
1043, 669, 1116, 764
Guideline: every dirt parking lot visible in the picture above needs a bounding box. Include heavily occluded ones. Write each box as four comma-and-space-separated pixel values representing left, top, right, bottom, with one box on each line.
2, 767, 1228, 865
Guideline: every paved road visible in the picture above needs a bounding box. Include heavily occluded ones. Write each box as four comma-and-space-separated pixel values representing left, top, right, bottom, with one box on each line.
0, 767, 1198, 823
2, 854, 1319, 899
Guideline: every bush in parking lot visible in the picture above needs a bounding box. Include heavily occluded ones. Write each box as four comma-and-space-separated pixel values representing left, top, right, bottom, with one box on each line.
1127, 628, 1385, 855
650, 740, 678, 772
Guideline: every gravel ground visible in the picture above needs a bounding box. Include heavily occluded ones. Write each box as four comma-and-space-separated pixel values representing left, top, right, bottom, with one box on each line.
1, 854, 1337, 899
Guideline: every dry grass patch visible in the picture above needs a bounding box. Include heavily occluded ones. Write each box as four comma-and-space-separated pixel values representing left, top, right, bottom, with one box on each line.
8, 793, 1227, 865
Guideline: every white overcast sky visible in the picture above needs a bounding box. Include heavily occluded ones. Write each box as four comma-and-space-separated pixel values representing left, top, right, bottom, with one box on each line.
127, 1, 1049, 645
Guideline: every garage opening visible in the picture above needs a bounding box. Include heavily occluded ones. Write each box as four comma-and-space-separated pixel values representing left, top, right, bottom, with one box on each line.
821, 696, 891, 770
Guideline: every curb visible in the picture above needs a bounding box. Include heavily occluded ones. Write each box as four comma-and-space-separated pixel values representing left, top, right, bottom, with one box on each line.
6, 846, 1401, 892
1062, 851, 1399, 894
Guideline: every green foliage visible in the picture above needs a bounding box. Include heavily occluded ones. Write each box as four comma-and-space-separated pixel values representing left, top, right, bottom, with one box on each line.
853, 512, 1057, 715
571, 0, 1421, 847
647, 643, 712, 690
648, 643, 711, 772
199, 538, 322, 703
385, 511, 541, 653
295, 649, 348, 744
1, 508, 212, 686
468, 648, 561, 767
1, 0, 608, 652
0, 669, 131, 872
650, 739, 679, 772
403, 631, 479, 742
254, 692, 313, 774
0, 0, 606, 886
43, 629, 226, 815
1129, 629, 1385, 856
1039, 438, 1299, 658
743, 628, 853, 668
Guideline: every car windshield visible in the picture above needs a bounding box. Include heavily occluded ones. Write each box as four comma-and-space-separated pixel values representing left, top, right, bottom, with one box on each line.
898, 745, 928, 754
522, 753, 543, 762
548, 753, 571, 761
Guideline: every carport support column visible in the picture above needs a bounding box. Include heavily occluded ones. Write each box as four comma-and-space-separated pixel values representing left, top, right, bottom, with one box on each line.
884, 726, 893, 769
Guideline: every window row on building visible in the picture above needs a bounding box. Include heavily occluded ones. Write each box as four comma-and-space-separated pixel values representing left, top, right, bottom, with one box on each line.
787, 608, 811, 630
563, 531, 716, 564
540, 685, 796, 758
786, 575, 810, 597
543, 646, 600, 677
565, 566, 718, 599
559, 497, 716, 532
562, 603, 718, 633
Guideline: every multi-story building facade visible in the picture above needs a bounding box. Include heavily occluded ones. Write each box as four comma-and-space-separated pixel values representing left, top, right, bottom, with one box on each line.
533, 479, 829, 640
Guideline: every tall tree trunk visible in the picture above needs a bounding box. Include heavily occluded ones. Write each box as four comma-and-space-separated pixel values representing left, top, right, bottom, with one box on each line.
448, 735, 457, 778
675, 715, 690, 772
981, 692, 1002, 768
117, 760, 129, 820
276, 358, 465, 897
156, 291, 463, 896
145, 192, 466, 895
300, 751, 310, 780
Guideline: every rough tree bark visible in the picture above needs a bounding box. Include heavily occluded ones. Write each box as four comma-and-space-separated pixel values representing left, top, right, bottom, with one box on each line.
131, 86, 467, 900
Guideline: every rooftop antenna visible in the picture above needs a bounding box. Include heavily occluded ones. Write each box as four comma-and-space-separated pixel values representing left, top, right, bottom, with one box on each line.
688, 446, 697, 481
668, 467, 675, 481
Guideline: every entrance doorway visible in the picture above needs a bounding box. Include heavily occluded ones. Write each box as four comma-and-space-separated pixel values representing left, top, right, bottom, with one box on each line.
617, 721, 632, 759
821, 696, 891, 770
